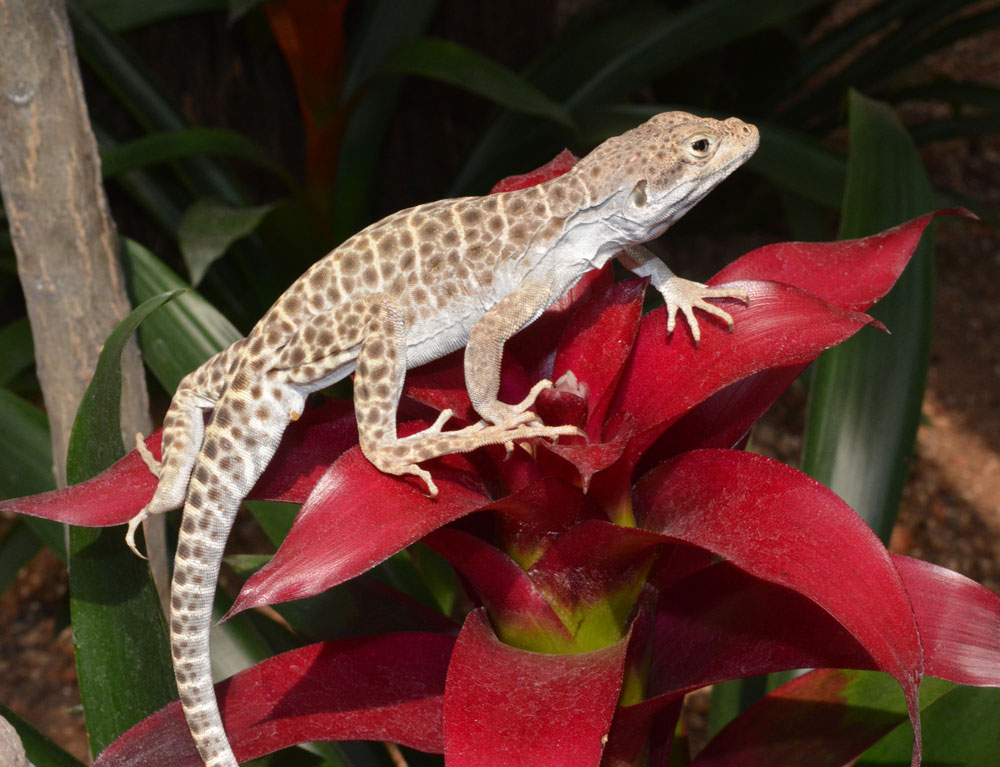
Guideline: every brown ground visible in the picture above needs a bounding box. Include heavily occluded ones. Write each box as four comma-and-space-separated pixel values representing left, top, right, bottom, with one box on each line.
2, 7, 999, 766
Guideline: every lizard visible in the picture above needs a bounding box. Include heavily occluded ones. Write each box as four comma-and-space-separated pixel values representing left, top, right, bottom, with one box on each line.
125, 111, 759, 767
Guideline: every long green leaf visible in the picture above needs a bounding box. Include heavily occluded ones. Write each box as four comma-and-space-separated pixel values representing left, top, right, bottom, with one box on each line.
802, 90, 937, 542
0, 702, 86, 767
77, 0, 225, 32
332, 0, 441, 240
381, 39, 573, 128
124, 239, 241, 392
0, 388, 65, 558
66, 291, 183, 482
453, 0, 828, 193
69, 2, 243, 204
101, 129, 294, 188
0, 388, 54, 498
65, 294, 182, 757
858, 684, 1000, 765
69, 521, 176, 758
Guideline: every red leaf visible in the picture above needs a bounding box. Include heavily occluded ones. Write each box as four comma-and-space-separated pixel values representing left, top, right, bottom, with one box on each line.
444, 609, 627, 767
265, 0, 350, 189
490, 149, 579, 193
651, 562, 873, 696
486, 476, 603, 565
230, 444, 490, 615
424, 527, 572, 642
688, 667, 897, 767
589, 281, 879, 510
0, 436, 159, 526
94, 632, 453, 766
634, 450, 923, 764
0, 400, 358, 526
633, 211, 967, 472
528, 521, 659, 616
893, 554, 1000, 686
551, 277, 647, 433
645, 554, 1000, 699
713, 209, 972, 312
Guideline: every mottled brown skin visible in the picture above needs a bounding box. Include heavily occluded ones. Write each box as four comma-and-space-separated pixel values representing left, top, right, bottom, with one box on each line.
127, 111, 759, 767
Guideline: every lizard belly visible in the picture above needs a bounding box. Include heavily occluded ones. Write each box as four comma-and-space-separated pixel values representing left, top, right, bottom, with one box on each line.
404, 297, 483, 369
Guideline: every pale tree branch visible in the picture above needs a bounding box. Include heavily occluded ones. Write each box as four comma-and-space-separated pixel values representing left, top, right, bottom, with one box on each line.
0, 1, 168, 602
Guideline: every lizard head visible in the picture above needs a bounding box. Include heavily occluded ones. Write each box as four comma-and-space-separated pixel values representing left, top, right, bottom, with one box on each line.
575, 111, 760, 242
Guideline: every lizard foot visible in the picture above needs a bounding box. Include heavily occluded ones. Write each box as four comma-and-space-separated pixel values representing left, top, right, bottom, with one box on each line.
660, 277, 749, 346
135, 432, 162, 477
481, 419, 586, 460
476, 378, 557, 431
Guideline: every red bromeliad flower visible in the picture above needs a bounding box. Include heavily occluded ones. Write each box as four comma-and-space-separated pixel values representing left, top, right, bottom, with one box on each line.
3, 156, 998, 767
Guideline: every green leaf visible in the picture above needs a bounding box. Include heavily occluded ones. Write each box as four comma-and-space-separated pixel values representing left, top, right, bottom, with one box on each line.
63, 289, 180, 756
802, 90, 937, 542
69, 522, 176, 758
0, 319, 35, 387
66, 290, 184, 484
790, 0, 936, 91
858, 684, 1000, 765
332, 0, 442, 240
0, 388, 54, 498
0, 391, 66, 557
77, 0, 225, 32
178, 199, 276, 286
124, 238, 241, 392
0, 702, 86, 767
69, 2, 245, 205
453, 0, 828, 193
381, 39, 573, 128
101, 129, 295, 189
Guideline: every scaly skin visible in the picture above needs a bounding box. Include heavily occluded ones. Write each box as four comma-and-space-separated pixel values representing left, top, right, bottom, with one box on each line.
127, 111, 759, 767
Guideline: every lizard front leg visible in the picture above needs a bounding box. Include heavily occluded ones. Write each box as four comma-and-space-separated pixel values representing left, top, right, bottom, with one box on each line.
464, 281, 559, 428
356, 294, 580, 496
619, 245, 749, 345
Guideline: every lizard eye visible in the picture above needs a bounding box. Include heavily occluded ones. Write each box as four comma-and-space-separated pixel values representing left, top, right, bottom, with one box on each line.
685, 134, 715, 159
631, 180, 647, 208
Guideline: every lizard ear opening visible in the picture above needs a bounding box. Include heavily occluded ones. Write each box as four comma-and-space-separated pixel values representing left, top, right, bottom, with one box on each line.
631, 180, 648, 208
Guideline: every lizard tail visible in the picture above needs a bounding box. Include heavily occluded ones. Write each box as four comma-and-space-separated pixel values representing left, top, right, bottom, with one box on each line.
170, 381, 303, 767
170, 482, 241, 767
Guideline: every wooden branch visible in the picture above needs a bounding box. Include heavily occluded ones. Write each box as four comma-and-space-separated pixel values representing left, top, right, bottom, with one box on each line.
0, 0, 151, 487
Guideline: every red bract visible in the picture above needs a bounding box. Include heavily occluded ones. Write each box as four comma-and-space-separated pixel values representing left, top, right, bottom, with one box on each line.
3, 185, 992, 767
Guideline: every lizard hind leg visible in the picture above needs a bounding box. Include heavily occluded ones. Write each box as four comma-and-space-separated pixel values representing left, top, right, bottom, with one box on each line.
127, 381, 217, 558
355, 296, 582, 497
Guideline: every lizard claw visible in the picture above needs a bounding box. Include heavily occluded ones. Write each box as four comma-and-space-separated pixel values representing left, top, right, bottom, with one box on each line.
125, 510, 149, 560
411, 466, 439, 498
